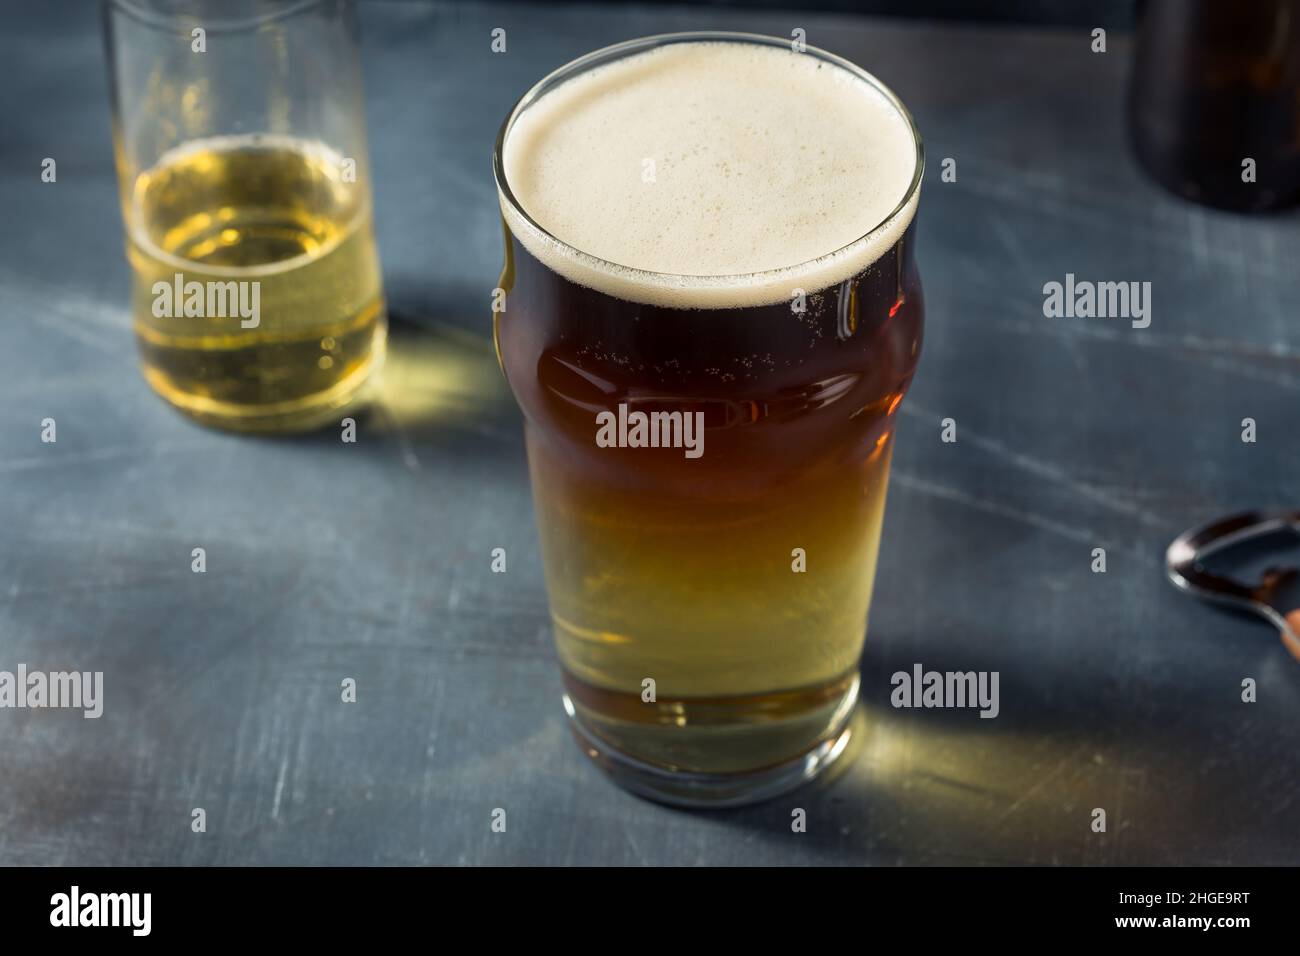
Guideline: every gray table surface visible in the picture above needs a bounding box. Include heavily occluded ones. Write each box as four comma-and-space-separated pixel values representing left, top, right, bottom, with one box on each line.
2, 0, 1298, 866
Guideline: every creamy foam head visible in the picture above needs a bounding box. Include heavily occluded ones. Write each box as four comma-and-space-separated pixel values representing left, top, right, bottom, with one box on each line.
499, 39, 920, 309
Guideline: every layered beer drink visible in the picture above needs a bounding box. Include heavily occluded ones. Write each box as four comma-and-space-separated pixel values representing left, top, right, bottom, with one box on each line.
494, 35, 923, 804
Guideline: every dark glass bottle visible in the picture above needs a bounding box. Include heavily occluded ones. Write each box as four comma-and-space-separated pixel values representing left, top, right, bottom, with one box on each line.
1129, 0, 1300, 211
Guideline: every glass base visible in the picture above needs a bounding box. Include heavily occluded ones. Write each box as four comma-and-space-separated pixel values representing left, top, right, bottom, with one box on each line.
561, 681, 859, 808
137, 317, 387, 435
141, 349, 382, 434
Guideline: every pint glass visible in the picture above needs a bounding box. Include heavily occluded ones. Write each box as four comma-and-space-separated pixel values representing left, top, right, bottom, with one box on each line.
104, 0, 386, 432
493, 33, 924, 805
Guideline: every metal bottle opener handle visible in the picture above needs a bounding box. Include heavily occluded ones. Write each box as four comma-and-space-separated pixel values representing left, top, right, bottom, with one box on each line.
1165, 510, 1300, 661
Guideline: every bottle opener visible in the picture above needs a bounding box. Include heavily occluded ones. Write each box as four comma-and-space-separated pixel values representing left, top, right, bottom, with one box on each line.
1165, 510, 1300, 661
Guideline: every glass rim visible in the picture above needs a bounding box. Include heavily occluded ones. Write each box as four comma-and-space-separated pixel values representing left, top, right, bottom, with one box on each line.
492, 30, 925, 286
104, 0, 336, 33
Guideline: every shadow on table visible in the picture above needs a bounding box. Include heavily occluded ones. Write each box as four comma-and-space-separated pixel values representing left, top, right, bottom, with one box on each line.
277, 308, 521, 462
664, 637, 1299, 864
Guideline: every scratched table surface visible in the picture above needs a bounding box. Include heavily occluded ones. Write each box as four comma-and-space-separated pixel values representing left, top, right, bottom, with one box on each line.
1, 0, 1298, 866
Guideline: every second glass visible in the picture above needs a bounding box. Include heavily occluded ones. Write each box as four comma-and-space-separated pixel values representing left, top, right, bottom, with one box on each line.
104, 0, 386, 432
